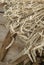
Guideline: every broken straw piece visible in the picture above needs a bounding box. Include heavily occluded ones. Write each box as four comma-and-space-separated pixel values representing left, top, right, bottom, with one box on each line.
5, 38, 14, 50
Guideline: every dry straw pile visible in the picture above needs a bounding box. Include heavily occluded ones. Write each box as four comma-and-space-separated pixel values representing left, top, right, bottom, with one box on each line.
0, 0, 44, 65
